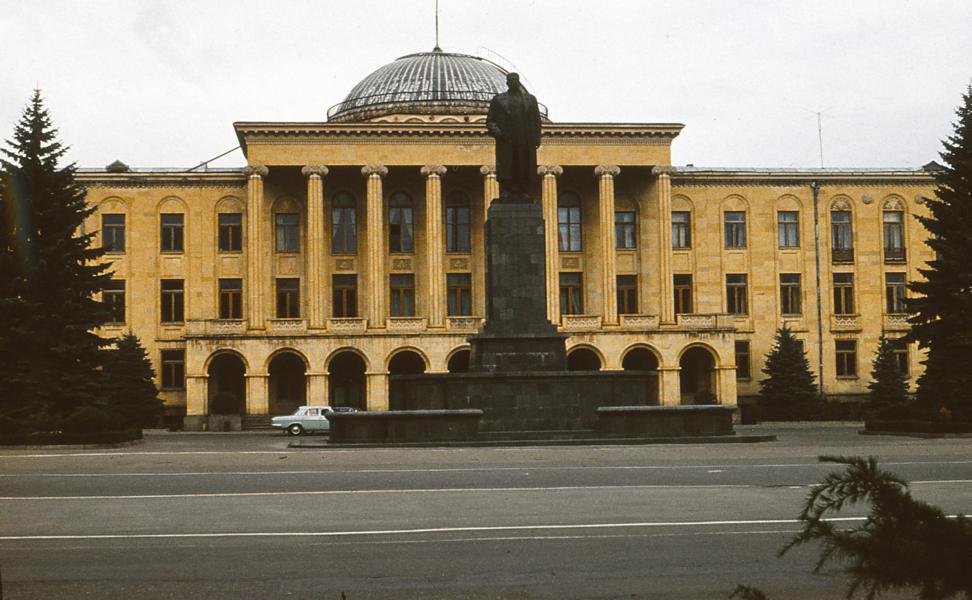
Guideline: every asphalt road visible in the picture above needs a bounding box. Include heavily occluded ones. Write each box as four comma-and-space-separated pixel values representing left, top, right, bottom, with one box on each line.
1, 423, 970, 599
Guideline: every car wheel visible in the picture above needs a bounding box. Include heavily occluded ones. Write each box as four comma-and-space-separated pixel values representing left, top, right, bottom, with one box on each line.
287, 424, 304, 436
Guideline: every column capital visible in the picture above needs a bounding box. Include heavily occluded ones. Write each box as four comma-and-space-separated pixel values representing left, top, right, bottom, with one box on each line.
420, 164, 447, 177
650, 165, 677, 177
301, 165, 329, 178
361, 164, 388, 178
537, 164, 563, 177
594, 165, 620, 178
479, 164, 496, 176
242, 165, 269, 178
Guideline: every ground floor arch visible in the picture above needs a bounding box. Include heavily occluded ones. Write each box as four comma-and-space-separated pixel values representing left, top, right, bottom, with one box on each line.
679, 345, 718, 404
329, 350, 367, 410
268, 351, 306, 415
567, 346, 602, 371
447, 348, 470, 373
621, 346, 660, 405
207, 352, 246, 414
388, 349, 427, 375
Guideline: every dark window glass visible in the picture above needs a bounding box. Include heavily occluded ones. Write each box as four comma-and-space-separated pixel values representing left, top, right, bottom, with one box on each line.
161, 350, 185, 389
674, 274, 693, 314
104, 279, 126, 324
559, 272, 583, 315
883, 211, 905, 262
102, 214, 125, 253
892, 338, 910, 377
833, 272, 855, 314
332, 274, 357, 318
390, 274, 415, 317
447, 273, 472, 316
735, 340, 751, 380
389, 192, 414, 253
778, 211, 799, 248
831, 210, 854, 262
726, 274, 748, 315
218, 278, 242, 319
835, 339, 857, 377
276, 278, 300, 318
160, 279, 184, 323
160, 213, 184, 253
780, 273, 802, 315
615, 211, 636, 249
275, 213, 299, 253
672, 211, 691, 248
724, 211, 746, 249
218, 213, 242, 252
885, 272, 907, 313
446, 192, 471, 253
617, 275, 638, 314
557, 192, 582, 252
331, 193, 356, 254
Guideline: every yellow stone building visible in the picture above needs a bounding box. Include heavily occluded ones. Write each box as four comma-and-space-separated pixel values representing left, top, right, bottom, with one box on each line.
77, 49, 937, 429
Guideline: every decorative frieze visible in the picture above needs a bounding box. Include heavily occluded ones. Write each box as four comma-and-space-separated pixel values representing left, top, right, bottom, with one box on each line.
392, 258, 412, 270
448, 257, 470, 270
335, 258, 355, 271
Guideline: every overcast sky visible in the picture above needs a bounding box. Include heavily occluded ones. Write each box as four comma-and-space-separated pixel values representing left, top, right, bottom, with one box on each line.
2, 1, 970, 170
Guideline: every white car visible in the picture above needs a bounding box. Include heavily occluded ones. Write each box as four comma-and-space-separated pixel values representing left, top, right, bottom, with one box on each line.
271, 405, 355, 435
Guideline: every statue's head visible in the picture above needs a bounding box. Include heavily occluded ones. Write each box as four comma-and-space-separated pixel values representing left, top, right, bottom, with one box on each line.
506, 72, 521, 92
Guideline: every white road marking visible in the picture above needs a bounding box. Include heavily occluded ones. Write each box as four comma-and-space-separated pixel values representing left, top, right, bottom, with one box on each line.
0, 517, 867, 541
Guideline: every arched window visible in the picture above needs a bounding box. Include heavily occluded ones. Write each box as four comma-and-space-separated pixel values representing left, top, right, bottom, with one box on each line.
558, 192, 582, 252
882, 199, 905, 262
445, 191, 471, 253
830, 200, 853, 263
331, 192, 356, 254
389, 192, 414, 253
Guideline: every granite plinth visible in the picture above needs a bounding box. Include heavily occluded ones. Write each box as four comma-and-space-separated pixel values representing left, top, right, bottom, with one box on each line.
327, 409, 482, 444
596, 405, 736, 437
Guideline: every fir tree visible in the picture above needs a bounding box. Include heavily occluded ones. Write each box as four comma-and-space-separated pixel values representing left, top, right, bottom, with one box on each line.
867, 335, 909, 417
0, 91, 112, 431
907, 84, 972, 421
103, 333, 163, 429
758, 325, 818, 420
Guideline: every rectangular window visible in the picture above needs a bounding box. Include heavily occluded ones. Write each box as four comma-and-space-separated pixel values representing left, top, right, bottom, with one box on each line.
275, 213, 299, 253
559, 272, 583, 315
833, 272, 855, 314
160, 213, 184, 253
883, 211, 905, 262
218, 278, 242, 320
389, 206, 414, 253
558, 201, 582, 252
617, 275, 638, 315
104, 279, 126, 324
332, 274, 357, 318
674, 274, 693, 315
390, 274, 415, 317
672, 211, 691, 249
724, 211, 746, 249
160, 279, 184, 323
447, 273, 472, 316
446, 206, 471, 253
160, 350, 185, 390
778, 211, 799, 248
615, 211, 636, 249
331, 203, 356, 254
885, 272, 907, 314
275, 278, 300, 318
780, 273, 802, 315
831, 211, 854, 262
102, 214, 125, 253
726, 274, 749, 315
892, 338, 910, 377
735, 340, 751, 380
218, 213, 242, 252
835, 339, 857, 378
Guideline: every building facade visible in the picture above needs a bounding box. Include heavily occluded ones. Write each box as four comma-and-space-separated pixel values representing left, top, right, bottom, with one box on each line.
77, 49, 937, 429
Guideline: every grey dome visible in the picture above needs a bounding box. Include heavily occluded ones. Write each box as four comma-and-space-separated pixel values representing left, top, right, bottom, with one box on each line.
328, 49, 545, 122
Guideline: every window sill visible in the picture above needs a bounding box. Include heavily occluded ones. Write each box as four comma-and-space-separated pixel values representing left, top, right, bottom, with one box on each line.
160, 251, 184, 255
275, 251, 300, 255
836, 376, 859, 380
160, 387, 186, 392
217, 250, 243, 255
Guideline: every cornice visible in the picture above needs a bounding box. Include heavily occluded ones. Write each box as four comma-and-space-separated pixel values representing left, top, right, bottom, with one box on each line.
76, 171, 246, 189
670, 170, 935, 187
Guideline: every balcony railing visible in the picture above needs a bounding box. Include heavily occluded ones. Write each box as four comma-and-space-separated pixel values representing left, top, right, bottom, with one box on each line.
447, 316, 484, 331
266, 318, 307, 335
831, 248, 855, 263
883, 313, 911, 331
620, 314, 660, 329
328, 317, 367, 333
830, 314, 862, 332
676, 313, 735, 330
561, 314, 602, 330
185, 319, 245, 336
386, 317, 427, 331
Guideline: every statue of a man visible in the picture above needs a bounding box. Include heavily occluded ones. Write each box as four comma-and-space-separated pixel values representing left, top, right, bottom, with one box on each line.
486, 72, 542, 199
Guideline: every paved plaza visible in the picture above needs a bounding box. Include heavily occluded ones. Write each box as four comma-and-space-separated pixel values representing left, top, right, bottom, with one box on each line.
1, 423, 970, 599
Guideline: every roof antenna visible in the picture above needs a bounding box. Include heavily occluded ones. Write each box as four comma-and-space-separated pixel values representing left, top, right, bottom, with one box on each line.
433, 0, 442, 52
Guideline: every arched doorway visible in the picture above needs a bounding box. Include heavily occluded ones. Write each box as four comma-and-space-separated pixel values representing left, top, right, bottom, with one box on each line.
621, 347, 660, 405
679, 346, 717, 405
268, 352, 306, 415
567, 347, 602, 371
447, 349, 470, 373
329, 350, 366, 410
207, 353, 246, 414
388, 349, 427, 375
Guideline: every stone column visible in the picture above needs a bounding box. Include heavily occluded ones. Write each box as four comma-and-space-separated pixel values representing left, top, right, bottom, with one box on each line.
595, 165, 620, 325
652, 166, 675, 325
480, 165, 499, 222
366, 371, 389, 412
538, 165, 563, 322
362, 165, 388, 329
422, 165, 447, 328
658, 366, 681, 406
302, 166, 329, 330
306, 372, 328, 406
243, 165, 269, 330
245, 373, 269, 415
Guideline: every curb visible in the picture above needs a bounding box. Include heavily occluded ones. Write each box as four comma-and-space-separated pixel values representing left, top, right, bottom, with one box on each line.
0, 438, 146, 451
289, 434, 777, 449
